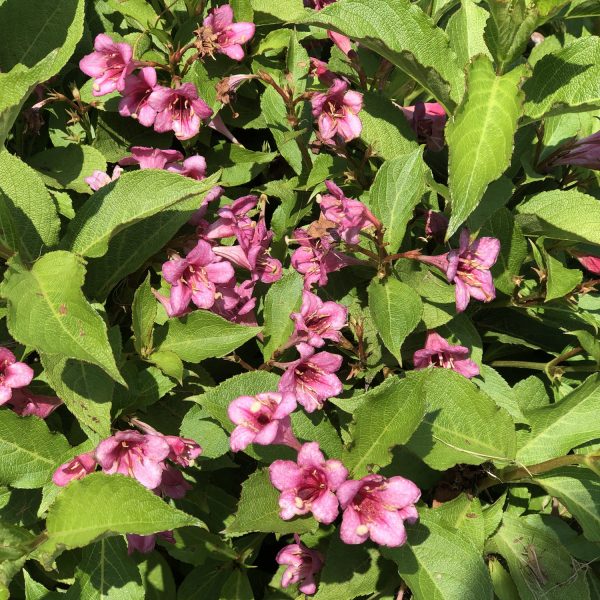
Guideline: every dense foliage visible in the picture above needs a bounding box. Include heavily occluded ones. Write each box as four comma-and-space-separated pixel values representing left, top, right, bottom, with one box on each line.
1, 0, 600, 598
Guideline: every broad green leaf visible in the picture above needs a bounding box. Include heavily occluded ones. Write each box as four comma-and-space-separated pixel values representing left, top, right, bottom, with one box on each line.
1, 252, 123, 384
38, 473, 201, 560
262, 270, 303, 360
516, 189, 600, 245
287, 30, 310, 95
220, 569, 254, 600
136, 552, 176, 600
226, 469, 317, 536
156, 311, 260, 363
132, 275, 156, 358
148, 350, 183, 383
533, 466, 600, 542
447, 0, 491, 67
210, 145, 278, 187
291, 410, 344, 459
65, 537, 144, 600
0, 411, 69, 489
368, 277, 423, 363
0, 150, 60, 262
178, 561, 232, 600
544, 251, 582, 302
180, 415, 230, 459
434, 494, 485, 551
368, 148, 427, 253
407, 368, 517, 469
24, 570, 60, 600
517, 373, 600, 464
105, 0, 158, 29
488, 557, 520, 600
250, 0, 304, 24
383, 509, 494, 600
524, 37, 600, 119
343, 375, 426, 477
476, 365, 528, 423
299, 0, 465, 109
61, 170, 220, 258
446, 56, 525, 237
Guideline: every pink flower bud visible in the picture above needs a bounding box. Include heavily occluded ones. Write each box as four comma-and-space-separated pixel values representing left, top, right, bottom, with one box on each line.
277, 534, 324, 596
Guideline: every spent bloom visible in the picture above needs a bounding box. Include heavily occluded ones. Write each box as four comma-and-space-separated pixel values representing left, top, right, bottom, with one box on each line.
423, 210, 449, 243
401, 102, 447, 151
413, 331, 479, 379
118, 67, 158, 126
80, 34, 135, 96
211, 279, 257, 325
53, 452, 97, 486
278, 343, 343, 413
162, 435, 202, 467
9, 388, 63, 419
269, 442, 348, 524
543, 130, 600, 171
290, 290, 347, 348
196, 5, 255, 61
228, 392, 299, 452
0, 348, 34, 405
277, 535, 324, 596
337, 474, 421, 547
311, 78, 363, 144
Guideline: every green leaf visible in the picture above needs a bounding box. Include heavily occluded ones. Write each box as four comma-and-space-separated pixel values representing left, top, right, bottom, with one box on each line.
105, 0, 157, 29
517, 373, 600, 464
299, 0, 464, 109
533, 466, 600, 542
523, 37, 600, 119
0, 411, 69, 489
382, 509, 494, 600
0, 521, 36, 561
250, 0, 305, 23
226, 469, 317, 537
368, 148, 426, 253
0, 150, 60, 263
262, 270, 303, 360
65, 536, 144, 600
148, 350, 183, 383
368, 277, 423, 363
447, 0, 492, 67
342, 374, 426, 477
61, 170, 220, 258
136, 552, 176, 600
132, 274, 156, 358
516, 189, 600, 245
156, 311, 260, 363
291, 410, 343, 459
180, 415, 230, 459
476, 365, 528, 423
38, 473, 201, 560
544, 251, 582, 302
446, 56, 525, 237
435, 494, 486, 551
1, 252, 123, 384
220, 569, 254, 600
488, 557, 520, 600
406, 368, 517, 469
177, 561, 232, 600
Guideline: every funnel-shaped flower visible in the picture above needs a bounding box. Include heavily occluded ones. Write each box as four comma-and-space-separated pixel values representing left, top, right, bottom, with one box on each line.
337, 474, 420, 547
118, 67, 158, 126
206, 195, 258, 240
53, 452, 97, 486
126, 531, 174, 555
162, 435, 202, 467
401, 102, 446, 151
211, 279, 257, 325
119, 146, 184, 170
544, 130, 600, 171
277, 535, 324, 596
413, 332, 479, 378
291, 291, 347, 348
0, 348, 34, 405
197, 5, 255, 61
9, 388, 62, 419
166, 155, 207, 180
155, 465, 192, 499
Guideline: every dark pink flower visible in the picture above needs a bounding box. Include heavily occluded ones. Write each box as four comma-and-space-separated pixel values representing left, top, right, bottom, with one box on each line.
53, 452, 97, 486
118, 67, 158, 126
0, 348, 33, 405
278, 343, 343, 412
413, 332, 479, 379
126, 531, 174, 555
311, 79, 363, 144
85, 165, 123, 191
227, 392, 299, 452
337, 474, 420, 547
155, 465, 191, 499
161, 240, 235, 314
401, 102, 447, 151
162, 435, 202, 467
148, 84, 213, 140
572, 251, 600, 275
328, 31, 352, 56
446, 229, 500, 313
545, 130, 600, 171
8, 388, 62, 419
79, 34, 135, 96
309, 58, 336, 86
95, 431, 171, 489
269, 442, 348, 524
206, 195, 258, 240
423, 210, 449, 243
166, 155, 206, 180
291, 291, 347, 348
119, 146, 184, 170
211, 279, 257, 325
277, 534, 324, 596
197, 5, 255, 61
304, 0, 336, 8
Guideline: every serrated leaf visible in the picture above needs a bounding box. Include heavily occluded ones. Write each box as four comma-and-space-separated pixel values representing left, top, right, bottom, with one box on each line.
433, 494, 485, 552
447, 0, 492, 67
177, 561, 232, 600
180, 415, 230, 459
544, 251, 582, 302
148, 350, 183, 383
343, 375, 425, 477
221, 569, 254, 600
132, 274, 156, 357
1, 252, 123, 384
446, 56, 525, 237
0, 411, 70, 489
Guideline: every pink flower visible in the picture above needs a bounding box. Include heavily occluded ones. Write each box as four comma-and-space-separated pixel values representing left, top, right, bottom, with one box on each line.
401, 102, 447, 151
311, 78, 363, 144
544, 130, 600, 171
227, 392, 299, 452
277, 535, 324, 596
79, 34, 135, 96
572, 251, 600, 275
446, 229, 500, 313
118, 67, 158, 126
413, 332, 479, 379
269, 442, 348, 524
162, 435, 202, 467
216, 74, 258, 104
85, 165, 123, 191
161, 240, 235, 314
126, 531, 174, 555
148, 83, 213, 140
337, 474, 421, 547
206, 195, 258, 240
166, 155, 207, 180
318, 180, 380, 244
119, 146, 184, 170
95, 431, 171, 489
304, 0, 336, 8
8, 388, 62, 419
423, 210, 449, 243
197, 5, 255, 61
328, 31, 352, 56
211, 279, 257, 325
278, 343, 343, 412
155, 465, 192, 499
291, 291, 347, 348
309, 58, 336, 86
53, 452, 97, 486
0, 348, 34, 405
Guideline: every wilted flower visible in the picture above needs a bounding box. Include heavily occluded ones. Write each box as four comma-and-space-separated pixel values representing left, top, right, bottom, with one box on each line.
269, 442, 348, 524
311, 79, 363, 144
118, 67, 158, 126
413, 331, 479, 378
53, 452, 97, 486
162, 435, 202, 467
401, 102, 447, 151
0, 348, 34, 405
85, 165, 123, 191
423, 210, 449, 243
290, 291, 347, 348
337, 474, 421, 547
277, 535, 324, 596
9, 388, 63, 419
543, 130, 600, 171
216, 73, 257, 104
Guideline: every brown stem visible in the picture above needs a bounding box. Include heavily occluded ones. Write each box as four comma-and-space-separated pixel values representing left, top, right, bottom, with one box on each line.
224, 354, 255, 371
